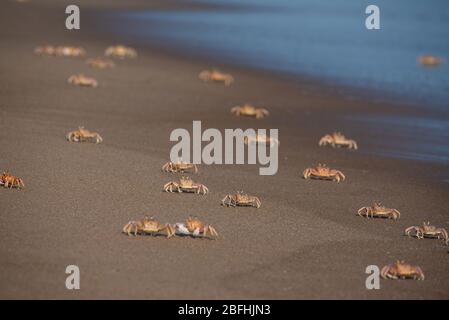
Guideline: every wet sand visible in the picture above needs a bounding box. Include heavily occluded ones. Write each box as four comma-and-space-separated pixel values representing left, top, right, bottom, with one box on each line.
0, 0, 448, 299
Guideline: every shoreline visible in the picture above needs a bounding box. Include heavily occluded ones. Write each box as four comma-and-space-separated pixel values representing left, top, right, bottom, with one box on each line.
92, 0, 449, 114
88, 4, 449, 167
0, 0, 448, 299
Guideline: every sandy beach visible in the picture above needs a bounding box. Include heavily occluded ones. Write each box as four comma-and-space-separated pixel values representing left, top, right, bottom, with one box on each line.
0, 0, 448, 299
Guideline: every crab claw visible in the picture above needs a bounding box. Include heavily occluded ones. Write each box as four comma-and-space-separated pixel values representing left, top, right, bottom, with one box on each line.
174, 223, 191, 236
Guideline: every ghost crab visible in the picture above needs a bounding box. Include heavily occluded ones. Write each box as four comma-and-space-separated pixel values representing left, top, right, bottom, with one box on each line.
105, 45, 137, 59
0, 172, 25, 189
55, 46, 86, 57
244, 133, 279, 146
405, 222, 448, 241
303, 164, 345, 183
231, 104, 269, 119
34, 45, 57, 56
161, 161, 198, 174
221, 191, 261, 208
357, 202, 400, 220
86, 57, 115, 69
319, 132, 358, 150
174, 217, 218, 239
164, 176, 209, 195
381, 261, 425, 280
199, 69, 234, 86
66, 127, 103, 144
34, 45, 86, 57
418, 55, 443, 67
123, 216, 175, 238
68, 74, 98, 88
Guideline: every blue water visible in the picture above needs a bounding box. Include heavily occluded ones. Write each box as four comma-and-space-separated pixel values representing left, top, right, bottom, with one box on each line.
101, 0, 449, 166
107, 0, 449, 108
342, 114, 449, 164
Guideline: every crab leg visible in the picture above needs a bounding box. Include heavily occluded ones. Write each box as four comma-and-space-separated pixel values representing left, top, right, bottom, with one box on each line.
405, 226, 418, 237
200, 185, 209, 195
415, 267, 425, 280
380, 265, 390, 279
357, 207, 368, 217
302, 169, 310, 179
253, 197, 261, 208
192, 228, 201, 237
204, 226, 218, 238
221, 195, 231, 206
209, 226, 218, 237
162, 225, 175, 238
416, 229, 424, 238
393, 209, 401, 219
437, 228, 448, 241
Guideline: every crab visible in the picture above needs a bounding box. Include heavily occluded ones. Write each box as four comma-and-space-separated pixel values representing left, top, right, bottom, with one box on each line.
231, 104, 269, 119
66, 126, 103, 144
244, 133, 279, 146
418, 55, 443, 67
357, 202, 400, 220
34, 45, 56, 56
104, 45, 137, 59
319, 132, 358, 150
34, 45, 86, 57
161, 161, 198, 174
302, 164, 345, 183
55, 46, 86, 57
86, 57, 115, 69
67, 74, 98, 88
174, 217, 218, 239
221, 191, 261, 208
199, 69, 234, 86
164, 176, 209, 195
405, 222, 448, 241
0, 172, 25, 189
381, 261, 425, 280
122, 216, 175, 238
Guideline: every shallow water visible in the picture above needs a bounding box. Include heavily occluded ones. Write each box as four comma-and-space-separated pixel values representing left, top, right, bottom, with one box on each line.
341, 114, 449, 164
102, 0, 449, 165
108, 0, 449, 108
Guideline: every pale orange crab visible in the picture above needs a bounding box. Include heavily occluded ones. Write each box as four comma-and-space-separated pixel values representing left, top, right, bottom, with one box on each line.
161, 161, 198, 174
381, 261, 424, 280
405, 222, 448, 241
86, 57, 115, 69
34, 45, 86, 57
164, 176, 209, 195
319, 132, 358, 150
221, 191, 261, 208
55, 46, 86, 57
122, 216, 175, 238
67, 74, 98, 88
66, 126, 103, 144
303, 164, 345, 183
174, 217, 218, 239
231, 104, 269, 119
357, 202, 400, 220
244, 133, 279, 147
199, 69, 234, 86
418, 55, 443, 67
0, 172, 25, 189
34, 45, 56, 56
104, 45, 137, 59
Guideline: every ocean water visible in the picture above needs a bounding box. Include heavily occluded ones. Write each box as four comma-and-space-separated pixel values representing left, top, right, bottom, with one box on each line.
102, 0, 449, 165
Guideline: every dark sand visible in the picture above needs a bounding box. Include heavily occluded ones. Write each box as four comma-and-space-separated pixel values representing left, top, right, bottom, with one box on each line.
0, 0, 448, 299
